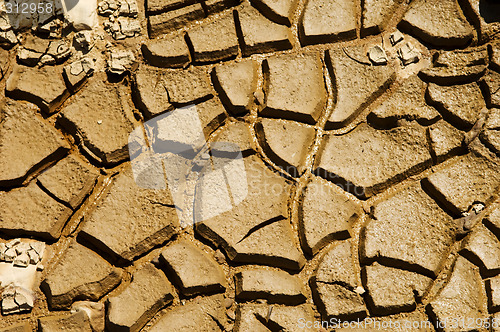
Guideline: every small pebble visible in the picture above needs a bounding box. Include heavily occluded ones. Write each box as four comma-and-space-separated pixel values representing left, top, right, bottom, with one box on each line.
151, 256, 160, 267
13, 253, 29, 267
15, 242, 30, 255
472, 203, 485, 214
7, 239, 20, 248
27, 250, 40, 265
368, 45, 388, 65
254, 90, 265, 105
390, 30, 404, 46
397, 43, 419, 66
214, 249, 225, 264
354, 286, 366, 295
4, 248, 16, 262
224, 298, 233, 309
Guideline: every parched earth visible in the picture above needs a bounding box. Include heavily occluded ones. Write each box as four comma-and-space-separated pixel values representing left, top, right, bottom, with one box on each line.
1, 0, 500, 331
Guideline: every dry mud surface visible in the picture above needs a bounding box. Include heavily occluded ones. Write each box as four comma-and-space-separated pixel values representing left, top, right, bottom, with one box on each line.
1, 0, 500, 331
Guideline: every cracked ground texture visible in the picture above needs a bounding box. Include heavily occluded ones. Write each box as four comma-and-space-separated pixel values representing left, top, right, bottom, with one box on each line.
0, 0, 500, 331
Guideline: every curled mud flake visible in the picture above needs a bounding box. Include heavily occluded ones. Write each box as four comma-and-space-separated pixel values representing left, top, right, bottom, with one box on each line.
368, 45, 388, 65
456, 203, 486, 236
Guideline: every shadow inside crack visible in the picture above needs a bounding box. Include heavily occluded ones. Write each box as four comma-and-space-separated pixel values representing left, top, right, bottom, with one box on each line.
255, 310, 284, 332
479, 0, 500, 24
